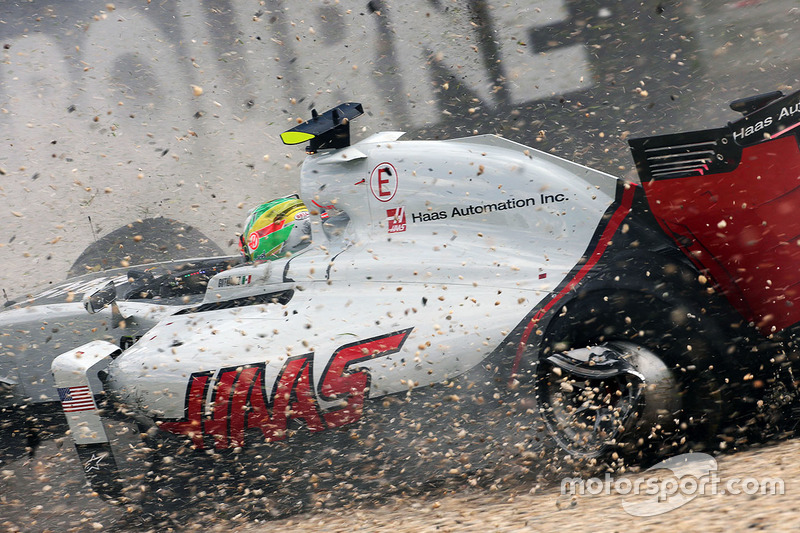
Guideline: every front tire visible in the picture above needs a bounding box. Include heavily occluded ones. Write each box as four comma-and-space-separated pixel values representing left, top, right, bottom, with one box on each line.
68, 217, 225, 277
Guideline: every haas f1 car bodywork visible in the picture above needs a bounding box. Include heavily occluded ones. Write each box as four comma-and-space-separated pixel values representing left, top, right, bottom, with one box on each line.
36, 90, 800, 502
0, 223, 235, 461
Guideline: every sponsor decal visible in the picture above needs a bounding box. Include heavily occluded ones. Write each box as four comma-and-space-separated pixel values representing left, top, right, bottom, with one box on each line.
159, 328, 413, 449
217, 274, 253, 288
409, 195, 566, 224
370, 163, 398, 202
732, 116, 773, 143
57, 385, 96, 413
449, 196, 536, 217
386, 207, 407, 233
778, 103, 800, 121
84, 452, 109, 473
732, 96, 800, 143
413, 210, 448, 223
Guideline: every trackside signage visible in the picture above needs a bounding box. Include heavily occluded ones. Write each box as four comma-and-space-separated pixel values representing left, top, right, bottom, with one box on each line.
560, 453, 785, 517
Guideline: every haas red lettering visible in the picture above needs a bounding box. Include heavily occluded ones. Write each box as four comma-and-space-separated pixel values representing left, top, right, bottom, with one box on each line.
159, 328, 412, 449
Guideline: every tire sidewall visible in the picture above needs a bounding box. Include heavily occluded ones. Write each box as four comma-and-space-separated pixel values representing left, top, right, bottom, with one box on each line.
531, 288, 732, 458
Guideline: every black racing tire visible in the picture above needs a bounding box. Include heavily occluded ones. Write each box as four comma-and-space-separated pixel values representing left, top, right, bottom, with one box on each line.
68, 218, 225, 278
527, 290, 733, 462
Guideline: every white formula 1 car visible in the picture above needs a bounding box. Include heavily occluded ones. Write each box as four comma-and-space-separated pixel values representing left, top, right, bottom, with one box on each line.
6, 91, 800, 515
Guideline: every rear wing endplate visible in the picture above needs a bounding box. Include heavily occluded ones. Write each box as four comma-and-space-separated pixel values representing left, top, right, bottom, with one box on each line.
629, 89, 800, 182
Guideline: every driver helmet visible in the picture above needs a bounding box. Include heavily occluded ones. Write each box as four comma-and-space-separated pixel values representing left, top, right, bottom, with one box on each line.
239, 196, 311, 262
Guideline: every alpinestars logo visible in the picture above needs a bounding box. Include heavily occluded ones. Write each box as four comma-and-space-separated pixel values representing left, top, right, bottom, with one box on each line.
387, 207, 407, 233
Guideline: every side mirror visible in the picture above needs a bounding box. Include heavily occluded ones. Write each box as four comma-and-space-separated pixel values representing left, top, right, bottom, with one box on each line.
83, 281, 117, 314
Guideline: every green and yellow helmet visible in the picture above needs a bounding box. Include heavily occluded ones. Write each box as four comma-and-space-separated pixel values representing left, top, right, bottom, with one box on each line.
239, 197, 311, 262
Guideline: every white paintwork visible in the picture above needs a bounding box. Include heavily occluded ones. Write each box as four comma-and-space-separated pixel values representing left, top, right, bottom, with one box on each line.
51, 340, 119, 445
102, 133, 620, 422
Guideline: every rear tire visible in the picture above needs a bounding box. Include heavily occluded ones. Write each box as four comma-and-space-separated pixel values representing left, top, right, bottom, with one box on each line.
528, 290, 730, 461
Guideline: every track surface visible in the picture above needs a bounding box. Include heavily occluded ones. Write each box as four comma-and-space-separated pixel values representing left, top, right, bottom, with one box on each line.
252, 440, 800, 533
2, 436, 799, 531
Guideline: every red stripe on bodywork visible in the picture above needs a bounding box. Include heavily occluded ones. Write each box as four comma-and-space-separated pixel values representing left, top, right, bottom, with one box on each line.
510, 184, 636, 377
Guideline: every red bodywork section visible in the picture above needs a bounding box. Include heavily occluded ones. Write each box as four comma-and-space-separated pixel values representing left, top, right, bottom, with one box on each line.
643, 135, 800, 335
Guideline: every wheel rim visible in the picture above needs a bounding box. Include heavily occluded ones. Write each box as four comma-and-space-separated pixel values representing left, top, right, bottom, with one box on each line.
535, 342, 680, 458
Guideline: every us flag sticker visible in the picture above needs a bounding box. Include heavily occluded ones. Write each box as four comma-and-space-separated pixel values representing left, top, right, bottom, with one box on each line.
386, 207, 406, 233
57, 385, 96, 413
